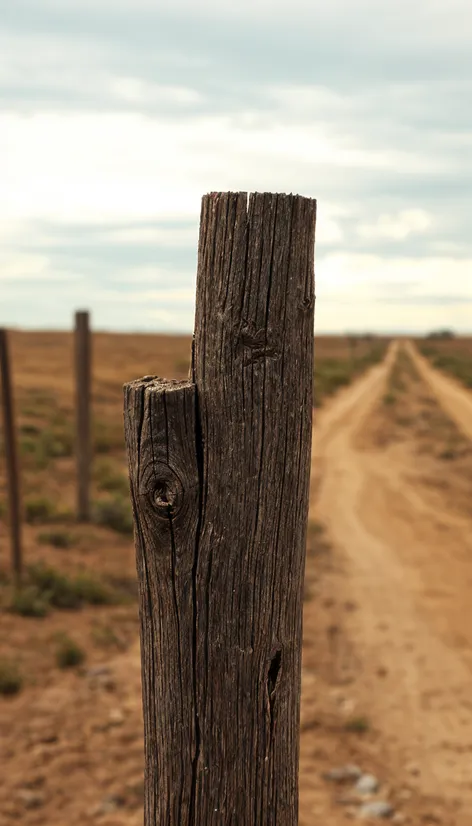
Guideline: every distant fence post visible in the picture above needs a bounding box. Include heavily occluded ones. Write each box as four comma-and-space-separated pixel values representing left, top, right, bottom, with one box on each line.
75, 310, 91, 522
0, 329, 23, 584
124, 192, 316, 825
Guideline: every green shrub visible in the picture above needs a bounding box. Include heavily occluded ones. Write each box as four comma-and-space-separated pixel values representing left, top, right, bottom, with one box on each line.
38, 427, 74, 460
55, 635, 86, 669
344, 716, 370, 734
20, 437, 37, 456
93, 496, 133, 535
9, 586, 50, 618
92, 623, 123, 649
20, 423, 41, 436
8, 564, 118, 616
0, 660, 23, 696
25, 497, 58, 525
24, 497, 72, 525
19, 421, 74, 469
306, 520, 331, 557
307, 521, 325, 539
72, 573, 116, 606
420, 345, 435, 357
383, 393, 396, 406
439, 448, 457, 461
38, 530, 75, 549
314, 361, 353, 406
27, 564, 82, 609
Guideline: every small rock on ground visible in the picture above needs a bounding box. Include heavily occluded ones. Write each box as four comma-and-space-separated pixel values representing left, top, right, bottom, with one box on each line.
86, 666, 112, 678
17, 790, 45, 809
324, 764, 363, 783
108, 708, 125, 726
356, 774, 380, 795
359, 800, 394, 819
91, 794, 126, 816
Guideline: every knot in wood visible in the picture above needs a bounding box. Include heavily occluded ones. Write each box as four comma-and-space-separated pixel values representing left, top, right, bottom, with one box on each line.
240, 326, 279, 365
152, 469, 183, 520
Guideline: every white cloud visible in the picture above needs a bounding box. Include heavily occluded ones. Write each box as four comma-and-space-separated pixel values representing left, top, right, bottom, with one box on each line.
113, 266, 195, 284
127, 288, 195, 303
358, 210, 432, 241
102, 225, 198, 247
318, 253, 472, 294
146, 307, 195, 327
0, 111, 442, 226
108, 78, 202, 107
315, 253, 472, 332
0, 251, 78, 281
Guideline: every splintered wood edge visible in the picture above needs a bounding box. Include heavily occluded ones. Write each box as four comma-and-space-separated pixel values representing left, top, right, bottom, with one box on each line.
124, 377, 195, 393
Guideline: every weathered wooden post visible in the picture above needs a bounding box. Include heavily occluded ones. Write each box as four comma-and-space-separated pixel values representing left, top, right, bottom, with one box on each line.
0, 329, 23, 584
124, 192, 316, 825
74, 310, 91, 522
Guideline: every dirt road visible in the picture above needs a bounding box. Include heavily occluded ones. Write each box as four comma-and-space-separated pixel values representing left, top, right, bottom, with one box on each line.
302, 341, 472, 823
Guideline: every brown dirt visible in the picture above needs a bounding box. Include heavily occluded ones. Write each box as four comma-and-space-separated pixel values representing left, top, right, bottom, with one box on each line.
2, 335, 472, 824
304, 342, 472, 824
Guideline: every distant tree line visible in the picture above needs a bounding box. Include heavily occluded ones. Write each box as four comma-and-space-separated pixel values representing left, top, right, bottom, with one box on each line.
425, 329, 455, 340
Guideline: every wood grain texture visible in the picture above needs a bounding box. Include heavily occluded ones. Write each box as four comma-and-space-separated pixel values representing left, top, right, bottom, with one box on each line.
0, 328, 23, 584
124, 192, 316, 826
75, 311, 91, 522
124, 377, 200, 825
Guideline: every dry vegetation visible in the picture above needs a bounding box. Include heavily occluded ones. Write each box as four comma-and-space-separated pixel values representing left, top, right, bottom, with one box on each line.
314, 334, 389, 406
362, 344, 472, 516
418, 335, 472, 389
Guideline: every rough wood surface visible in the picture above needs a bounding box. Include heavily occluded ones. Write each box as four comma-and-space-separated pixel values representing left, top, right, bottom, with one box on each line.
124, 191, 316, 825
0, 328, 23, 583
75, 310, 91, 522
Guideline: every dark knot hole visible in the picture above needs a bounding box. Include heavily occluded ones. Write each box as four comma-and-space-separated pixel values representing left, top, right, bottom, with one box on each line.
267, 649, 282, 698
153, 481, 177, 516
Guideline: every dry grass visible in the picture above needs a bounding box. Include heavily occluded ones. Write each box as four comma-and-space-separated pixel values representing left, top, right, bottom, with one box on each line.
361, 343, 472, 520
418, 336, 472, 389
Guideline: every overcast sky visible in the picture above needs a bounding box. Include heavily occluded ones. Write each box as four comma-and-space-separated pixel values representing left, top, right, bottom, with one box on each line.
1, 0, 471, 333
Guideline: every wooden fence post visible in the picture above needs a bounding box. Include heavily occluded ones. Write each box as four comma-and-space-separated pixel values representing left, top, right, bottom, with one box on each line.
0, 329, 23, 585
124, 192, 316, 825
75, 310, 91, 522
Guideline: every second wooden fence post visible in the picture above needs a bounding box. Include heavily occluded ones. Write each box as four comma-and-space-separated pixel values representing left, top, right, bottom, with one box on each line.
0, 329, 23, 585
75, 310, 91, 522
124, 192, 316, 825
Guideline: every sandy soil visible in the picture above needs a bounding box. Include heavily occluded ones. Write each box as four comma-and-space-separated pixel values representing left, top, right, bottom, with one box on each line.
301, 342, 472, 824
2, 338, 472, 824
